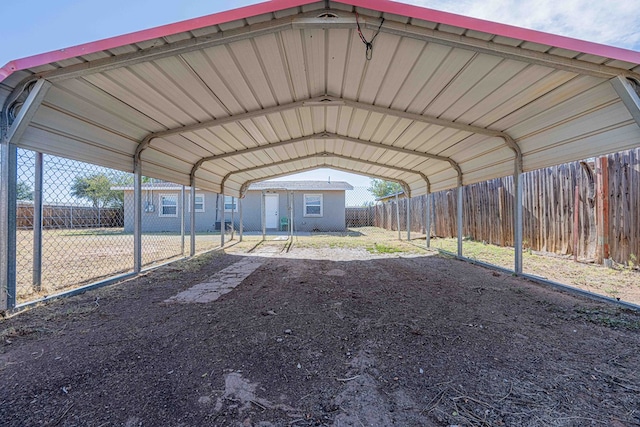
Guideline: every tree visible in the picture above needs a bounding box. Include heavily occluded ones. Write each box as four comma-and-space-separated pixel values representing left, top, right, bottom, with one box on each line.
70, 173, 124, 208
17, 181, 34, 201
368, 179, 403, 199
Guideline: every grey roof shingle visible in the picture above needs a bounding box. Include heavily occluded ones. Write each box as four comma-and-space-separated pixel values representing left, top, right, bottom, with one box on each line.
113, 180, 353, 192
247, 181, 353, 191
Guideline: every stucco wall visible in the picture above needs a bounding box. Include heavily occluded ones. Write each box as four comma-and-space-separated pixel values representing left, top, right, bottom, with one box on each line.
240, 190, 346, 232
123, 189, 347, 233
123, 190, 219, 233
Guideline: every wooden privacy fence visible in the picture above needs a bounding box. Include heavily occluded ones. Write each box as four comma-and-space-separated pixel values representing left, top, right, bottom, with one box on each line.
17, 204, 124, 229
371, 147, 639, 266
345, 206, 375, 227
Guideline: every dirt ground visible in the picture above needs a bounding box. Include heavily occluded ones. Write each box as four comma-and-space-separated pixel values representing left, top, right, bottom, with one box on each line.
1, 241, 639, 427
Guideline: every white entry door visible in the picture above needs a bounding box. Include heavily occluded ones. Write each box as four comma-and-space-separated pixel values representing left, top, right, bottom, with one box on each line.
265, 194, 279, 229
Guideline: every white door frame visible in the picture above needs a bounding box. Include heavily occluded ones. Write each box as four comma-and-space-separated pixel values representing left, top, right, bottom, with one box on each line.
264, 193, 279, 229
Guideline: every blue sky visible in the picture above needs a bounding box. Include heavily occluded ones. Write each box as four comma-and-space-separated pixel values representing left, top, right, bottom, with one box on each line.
3, 0, 639, 188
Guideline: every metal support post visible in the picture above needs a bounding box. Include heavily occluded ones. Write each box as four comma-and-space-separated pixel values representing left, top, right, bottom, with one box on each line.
457, 186, 463, 257
0, 142, 17, 310
514, 169, 524, 274
261, 190, 266, 240
425, 193, 431, 248
133, 163, 142, 273
395, 193, 401, 240
239, 198, 243, 242
407, 196, 411, 241
33, 152, 43, 290
231, 197, 235, 240
1, 79, 51, 310
189, 183, 196, 256
180, 186, 185, 255
289, 191, 294, 239
219, 194, 225, 247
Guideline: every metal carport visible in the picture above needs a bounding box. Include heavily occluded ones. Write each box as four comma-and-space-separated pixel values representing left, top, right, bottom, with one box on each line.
2, 0, 640, 310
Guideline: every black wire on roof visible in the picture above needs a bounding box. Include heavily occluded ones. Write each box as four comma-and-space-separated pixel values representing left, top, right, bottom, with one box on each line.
355, 12, 384, 61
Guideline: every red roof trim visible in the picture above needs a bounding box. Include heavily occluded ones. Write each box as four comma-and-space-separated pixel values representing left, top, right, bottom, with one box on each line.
342, 0, 640, 64
0, 0, 312, 82
2, 0, 640, 83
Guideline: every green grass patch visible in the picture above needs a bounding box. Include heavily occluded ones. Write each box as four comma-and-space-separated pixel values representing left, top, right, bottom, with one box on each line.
574, 307, 640, 331
367, 243, 403, 254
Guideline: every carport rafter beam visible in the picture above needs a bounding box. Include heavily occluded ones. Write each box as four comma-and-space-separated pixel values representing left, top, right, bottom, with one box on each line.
137, 98, 311, 170
372, 20, 640, 80
610, 76, 640, 127
223, 151, 428, 196
190, 131, 458, 181
238, 163, 413, 199
3, 79, 52, 146
138, 95, 511, 179
324, 96, 520, 180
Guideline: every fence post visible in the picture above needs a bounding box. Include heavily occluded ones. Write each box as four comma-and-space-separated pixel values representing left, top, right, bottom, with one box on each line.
231, 197, 235, 241
407, 196, 411, 241
596, 156, 610, 264
0, 141, 17, 310
180, 185, 185, 255
573, 185, 579, 262
425, 193, 431, 248
289, 191, 295, 238
457, 186, 463, 257
220, 194, 225, 247
261, 190, 266, 240
395, 193, 401, 240
33, 152, 43, 291
514, 170, 524, 275
239, 197, 243, 242
189, 182, 196, 256
133, 163, 142, 273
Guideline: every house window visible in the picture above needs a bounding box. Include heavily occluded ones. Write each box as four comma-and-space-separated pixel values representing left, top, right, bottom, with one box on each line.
159, 194, 178, 217
304, 194, 323, 217
188, 194, 205, 212
224, 196, 237, 212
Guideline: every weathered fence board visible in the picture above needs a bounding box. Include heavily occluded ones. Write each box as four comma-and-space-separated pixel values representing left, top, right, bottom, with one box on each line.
372, 147, 639, 266
17, 204, 124, 229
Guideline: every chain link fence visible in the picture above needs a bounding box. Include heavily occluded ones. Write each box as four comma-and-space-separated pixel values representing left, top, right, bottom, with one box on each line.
16, 148, 131, 304
14, 149, 237, 307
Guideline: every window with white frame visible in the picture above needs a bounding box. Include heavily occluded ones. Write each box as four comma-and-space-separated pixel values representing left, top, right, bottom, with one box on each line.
224, 196, 237, 212
188, 194, 205, 212
304, 194, 323, 217
159, 194, 178, 217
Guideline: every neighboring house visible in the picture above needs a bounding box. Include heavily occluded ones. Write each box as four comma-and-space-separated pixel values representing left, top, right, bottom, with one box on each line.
114, 180, 353, 233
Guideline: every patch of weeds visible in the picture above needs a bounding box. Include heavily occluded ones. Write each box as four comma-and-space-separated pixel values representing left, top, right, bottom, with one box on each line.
0, 326, 39, 340
574, 307, 640, 331
367, 243, 403, 254
44, 304, 98, 321
604, 287, 620, 297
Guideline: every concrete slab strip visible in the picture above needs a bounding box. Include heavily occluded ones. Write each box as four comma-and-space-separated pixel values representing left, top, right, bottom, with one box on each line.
165, 257, 264, 304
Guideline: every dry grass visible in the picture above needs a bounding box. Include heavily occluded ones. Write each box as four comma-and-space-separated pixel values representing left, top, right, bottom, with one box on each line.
15, 228, 227, 303
432, 237, 640, 305
14, 228, 640, 307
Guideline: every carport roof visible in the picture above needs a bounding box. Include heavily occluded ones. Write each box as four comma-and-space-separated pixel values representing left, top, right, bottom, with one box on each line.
2, 0, 640, 198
